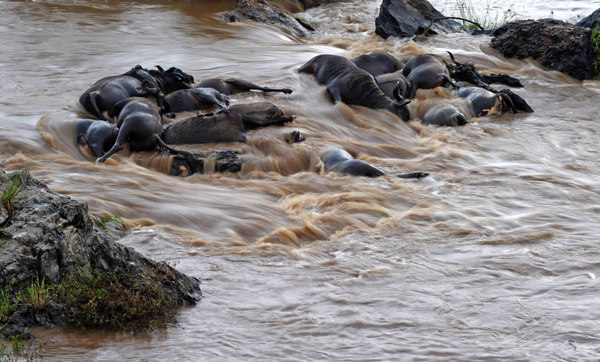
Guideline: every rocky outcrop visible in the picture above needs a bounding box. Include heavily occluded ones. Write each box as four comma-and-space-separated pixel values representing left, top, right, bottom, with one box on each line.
224, 0, 312, 37
0, 170, 201, 338
491, 19, 598, 80
576, 8, 600, 30
375, 0, 464, 39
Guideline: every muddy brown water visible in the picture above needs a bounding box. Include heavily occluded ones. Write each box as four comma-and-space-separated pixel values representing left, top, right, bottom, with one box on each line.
2, 0, 600, 359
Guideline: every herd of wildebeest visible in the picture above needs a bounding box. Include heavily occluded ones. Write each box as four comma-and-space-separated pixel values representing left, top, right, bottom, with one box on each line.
76, 51, 533, 178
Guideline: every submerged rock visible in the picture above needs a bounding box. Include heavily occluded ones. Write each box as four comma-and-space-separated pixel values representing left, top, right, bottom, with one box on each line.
375, 0, 464, 39
0, 170, 201, 338
491, 19, 598, 80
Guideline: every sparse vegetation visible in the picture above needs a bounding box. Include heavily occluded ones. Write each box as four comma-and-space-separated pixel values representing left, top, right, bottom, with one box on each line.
0, 288, 17, 322
25, 277, 50, 311
592, 28, 600, 75
1, 171, 25, 228
99, 214, 124, 229
449, 0, 516, 31
54, 266, 177, 331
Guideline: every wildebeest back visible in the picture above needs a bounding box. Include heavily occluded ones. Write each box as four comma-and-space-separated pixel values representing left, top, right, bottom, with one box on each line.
161, 112, 246, 144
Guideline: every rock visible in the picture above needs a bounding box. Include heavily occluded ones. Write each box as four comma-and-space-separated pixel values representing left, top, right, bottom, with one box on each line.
0, 170, 201, 337
576, 8, 600, 30
224, 0, 309, 38
375, 0, 464, 39
491, 19, 598, 80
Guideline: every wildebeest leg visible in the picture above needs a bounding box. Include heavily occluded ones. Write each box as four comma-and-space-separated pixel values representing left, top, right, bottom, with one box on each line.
225, 78, 292, 94
193, 91, 229, 111
241, 114, 294, 129
396, 171, 429, 179
88, 91, 107, 121
97, 134, 125, 163
326, 84, 343, 103
154, 136, 198, 164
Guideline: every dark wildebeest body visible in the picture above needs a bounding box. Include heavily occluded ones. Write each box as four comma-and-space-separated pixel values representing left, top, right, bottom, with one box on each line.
76, 119, 119, 158
322, 148, 429, 178
195, 78, 292, 96
351, 52, 404, 77
402, 54, 458, 98
98, 97, 166, 163
79, 65, 194, 121
322, 148, 385, 177
458, 87, 501, 116
375, 70, 412, 99
165, 87, 230, 113
299, 54, 411, 121
423, 104, 467, 127
161, 102, 294, 144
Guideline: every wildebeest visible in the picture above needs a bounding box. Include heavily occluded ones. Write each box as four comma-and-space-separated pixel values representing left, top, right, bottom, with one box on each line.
402, 54, 459, 98
97, 97, 187, 163
298, 54, 411, 121
195, 78, 292, 96
423, 104, 467, 127
375, 71, 413, 100
351, 51, 404, 77
457, 86, 516, 116
322, 147, 429, 178
76, 119, 119, 158
164, 87, 230, 113
161, 102, 294, 144
79, 65, 194, 121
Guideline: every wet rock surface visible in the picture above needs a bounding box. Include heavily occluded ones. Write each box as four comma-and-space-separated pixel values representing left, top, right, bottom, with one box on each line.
491, 19, 598, 80
576, 8, 600, 30
0, 170, 201, 338
375, 0, 464, 39
224, 0, 310, 38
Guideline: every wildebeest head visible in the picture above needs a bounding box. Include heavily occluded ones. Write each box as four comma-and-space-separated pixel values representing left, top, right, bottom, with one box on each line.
391, 82, 412, 121
149, 65, 195, 94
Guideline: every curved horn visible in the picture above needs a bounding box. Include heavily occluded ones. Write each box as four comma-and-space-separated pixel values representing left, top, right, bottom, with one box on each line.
500, 92, 517, 114
447, 51, 461, 65
155, 65, 165, 72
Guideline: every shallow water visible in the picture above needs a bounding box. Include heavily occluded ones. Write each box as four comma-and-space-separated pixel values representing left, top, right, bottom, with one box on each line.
2, 0, 600, 359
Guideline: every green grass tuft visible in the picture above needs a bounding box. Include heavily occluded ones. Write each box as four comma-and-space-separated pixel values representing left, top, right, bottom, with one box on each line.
592, 28, 600, 75
99, 214, 124, 229
25, 277, 50, 311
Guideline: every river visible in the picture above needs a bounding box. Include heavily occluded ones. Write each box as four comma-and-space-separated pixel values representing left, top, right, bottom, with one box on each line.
2, 0, 600, 359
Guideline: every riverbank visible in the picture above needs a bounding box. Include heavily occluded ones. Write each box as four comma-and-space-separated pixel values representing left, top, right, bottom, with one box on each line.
0, 169, 201, 346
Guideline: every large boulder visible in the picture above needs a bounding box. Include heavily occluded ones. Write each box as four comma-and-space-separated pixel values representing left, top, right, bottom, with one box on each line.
0, 170, 201, 337
576, 8, 600, 30
491, 19, 598, 80
375, 0, 464, 39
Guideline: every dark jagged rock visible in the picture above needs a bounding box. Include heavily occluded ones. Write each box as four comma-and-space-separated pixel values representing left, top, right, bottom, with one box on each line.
0, 170, 201, 338
224, 0, 309, 38
491, 19, 598, 80
375, 0, 464, 39
576, 8, 600, 30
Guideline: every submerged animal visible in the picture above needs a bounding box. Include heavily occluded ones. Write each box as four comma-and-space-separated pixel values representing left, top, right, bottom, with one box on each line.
196, 78, 292, 96
423, 104, 467, 127
322, 148, 429, 178
164, 87, 230, 113
457, 86, 516, 116
351, 51, 404, 77
79, 65, 194, 121
161, 102, 294, 144
98, 97, 183, 163
299, 54, 411, 121
76, 119, 119, 157
402, 54, 458, 98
